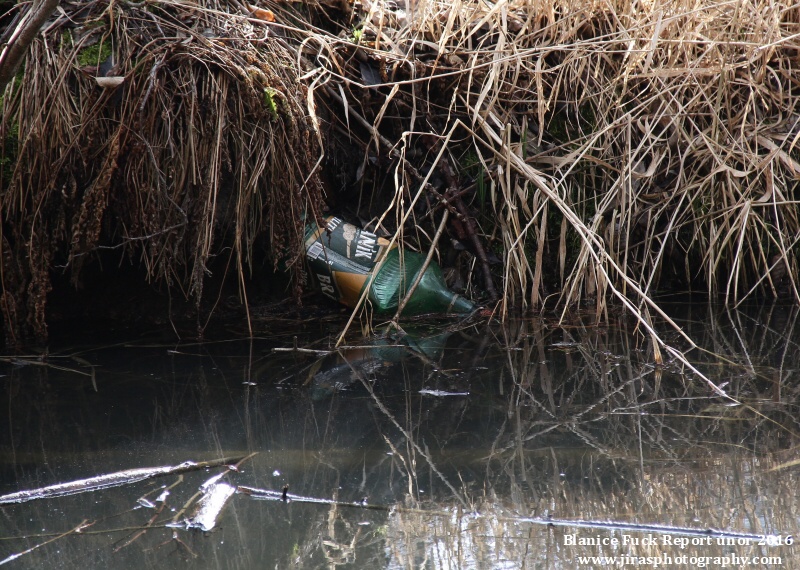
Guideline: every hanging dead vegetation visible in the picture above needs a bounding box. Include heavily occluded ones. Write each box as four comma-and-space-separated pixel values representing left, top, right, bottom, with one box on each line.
0, 0, 324, 344
1, 0, 799, 344
298, 0, 799, 339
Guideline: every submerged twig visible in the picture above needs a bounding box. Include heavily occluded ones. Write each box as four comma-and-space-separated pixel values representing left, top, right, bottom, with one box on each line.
0, 520, 92, 566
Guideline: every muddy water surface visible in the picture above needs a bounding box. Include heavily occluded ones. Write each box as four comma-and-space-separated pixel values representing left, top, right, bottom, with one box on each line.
1, 303, 798, 568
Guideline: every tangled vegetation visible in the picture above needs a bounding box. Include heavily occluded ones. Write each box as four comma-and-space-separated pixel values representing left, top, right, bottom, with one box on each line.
0, 0, 325, 344
0, 0, 798, 344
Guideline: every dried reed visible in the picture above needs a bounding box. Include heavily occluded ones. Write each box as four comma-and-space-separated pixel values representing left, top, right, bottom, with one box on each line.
2, 0, 798, 344
0, 0, 324, 342
296, 0, 799, 318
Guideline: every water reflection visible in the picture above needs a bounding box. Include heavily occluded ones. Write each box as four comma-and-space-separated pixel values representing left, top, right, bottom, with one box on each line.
1, 303, 798, 568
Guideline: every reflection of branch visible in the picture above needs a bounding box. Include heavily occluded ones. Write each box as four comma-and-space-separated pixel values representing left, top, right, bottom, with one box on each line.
0, 356, 94, 378
347, 361, 468, 507
322, 498, 360, 566
510, 516, 777, 543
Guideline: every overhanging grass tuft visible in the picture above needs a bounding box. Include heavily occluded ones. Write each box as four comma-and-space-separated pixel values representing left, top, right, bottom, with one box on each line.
0, 0, 325, 342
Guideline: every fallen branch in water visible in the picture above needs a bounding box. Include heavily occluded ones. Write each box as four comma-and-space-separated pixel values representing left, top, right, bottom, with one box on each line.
236, 484, 781, 544
0, 456, 245, 505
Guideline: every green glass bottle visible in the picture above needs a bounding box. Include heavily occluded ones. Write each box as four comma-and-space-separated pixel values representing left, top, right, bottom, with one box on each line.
304, 216, 475, 314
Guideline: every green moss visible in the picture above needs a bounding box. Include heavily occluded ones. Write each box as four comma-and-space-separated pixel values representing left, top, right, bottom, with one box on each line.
263, 87, 279, 120
60, 30, 73, 50
77, 39, 112, 68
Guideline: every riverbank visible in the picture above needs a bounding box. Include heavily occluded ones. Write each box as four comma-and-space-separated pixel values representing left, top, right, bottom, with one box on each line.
1, 0, 797, 345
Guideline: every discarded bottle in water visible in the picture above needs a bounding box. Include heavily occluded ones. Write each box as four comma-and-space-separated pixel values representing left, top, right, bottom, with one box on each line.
304, 216, 475, 314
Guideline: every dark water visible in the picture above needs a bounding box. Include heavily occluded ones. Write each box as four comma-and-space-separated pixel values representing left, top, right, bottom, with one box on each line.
1, 303, 798, 568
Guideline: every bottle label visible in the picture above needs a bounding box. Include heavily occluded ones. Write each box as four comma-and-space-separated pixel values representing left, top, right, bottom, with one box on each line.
305, 217, 391, 306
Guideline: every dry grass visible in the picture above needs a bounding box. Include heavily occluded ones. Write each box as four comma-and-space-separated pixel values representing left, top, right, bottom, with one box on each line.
298, 0, 799, 312
1, 0, 798, 343
0, 0, 324, 342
